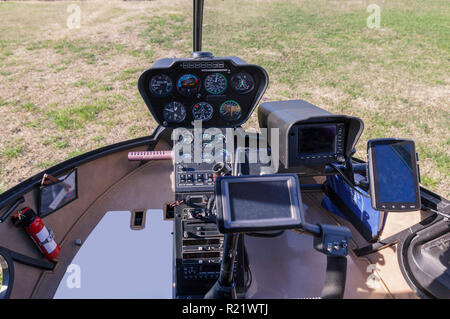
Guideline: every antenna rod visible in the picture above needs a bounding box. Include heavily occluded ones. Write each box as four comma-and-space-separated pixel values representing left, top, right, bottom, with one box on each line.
193, 0, 204, 52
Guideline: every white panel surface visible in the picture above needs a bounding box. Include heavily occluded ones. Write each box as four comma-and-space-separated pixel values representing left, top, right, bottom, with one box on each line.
54, 209, 173, 298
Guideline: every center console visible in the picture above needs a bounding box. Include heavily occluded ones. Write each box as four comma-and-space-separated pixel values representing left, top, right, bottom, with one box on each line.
172, 198, 245, 298
171, 129, 245, 298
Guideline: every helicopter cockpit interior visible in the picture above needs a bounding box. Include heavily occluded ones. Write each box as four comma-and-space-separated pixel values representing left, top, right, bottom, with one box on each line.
0, 0, 447, 301
123, 2, 433, 299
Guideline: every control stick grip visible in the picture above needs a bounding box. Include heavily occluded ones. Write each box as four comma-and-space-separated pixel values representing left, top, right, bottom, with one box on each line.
128, 150, 173, 161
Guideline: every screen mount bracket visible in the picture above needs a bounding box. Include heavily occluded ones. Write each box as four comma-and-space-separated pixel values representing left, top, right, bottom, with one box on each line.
313, 224, 351, 257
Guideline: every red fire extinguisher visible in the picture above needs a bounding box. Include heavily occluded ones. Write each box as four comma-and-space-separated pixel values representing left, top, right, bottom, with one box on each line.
12, 207, 60, 261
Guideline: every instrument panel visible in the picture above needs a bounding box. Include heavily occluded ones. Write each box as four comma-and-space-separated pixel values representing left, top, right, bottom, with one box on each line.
138, 57, 268, 128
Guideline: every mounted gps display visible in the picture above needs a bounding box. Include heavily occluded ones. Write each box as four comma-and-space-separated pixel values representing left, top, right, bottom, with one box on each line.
215, 174, 304, 233
295, 123, 345, 162
368, 139, 421, 212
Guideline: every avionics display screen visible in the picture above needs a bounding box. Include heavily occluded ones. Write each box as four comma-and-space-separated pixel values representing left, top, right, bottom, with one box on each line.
298, 124, 336, 154
217, 175, 304, 232
374, 143, 417, 204
228, 181, 292, 221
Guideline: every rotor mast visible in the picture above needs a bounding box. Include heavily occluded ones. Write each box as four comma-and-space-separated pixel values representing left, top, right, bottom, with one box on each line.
192, 0, 213, 58
193, 0, 204, 52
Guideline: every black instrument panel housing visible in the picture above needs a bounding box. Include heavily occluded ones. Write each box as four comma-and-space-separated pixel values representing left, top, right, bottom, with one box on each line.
138, 56, 268, 128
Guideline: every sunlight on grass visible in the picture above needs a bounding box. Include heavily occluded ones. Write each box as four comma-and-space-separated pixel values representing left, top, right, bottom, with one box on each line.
46, 99, 110, 130
0, 0, 448, 197
1, 145, 24, 159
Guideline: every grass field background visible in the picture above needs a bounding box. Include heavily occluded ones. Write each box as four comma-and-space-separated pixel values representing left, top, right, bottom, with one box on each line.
0, 0, 448, 197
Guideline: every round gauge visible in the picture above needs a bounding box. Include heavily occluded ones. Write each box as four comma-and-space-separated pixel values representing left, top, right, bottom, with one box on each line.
149, 74, 173, 96
231, 72, 254, 94
204, 73, 227, 95
192, 102, 214, 122
219, 100, 242, 122
163, 101, 186, 124
177, 74, 200, 97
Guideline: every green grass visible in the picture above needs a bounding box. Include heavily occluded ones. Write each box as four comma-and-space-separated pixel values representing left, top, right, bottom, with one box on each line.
22, 102, 36, 111
72, 79, 114, 93
92, 135, 104, 144
68, 149, 86, 159
0, 0, 448, 197
47, 99, 110, 130
1, 145, 24, 159
34, 160, 58, 170
140, 13, 189, 50
421, 175, 438, 189
418, 145, 450, 177
42, 136, 69, 149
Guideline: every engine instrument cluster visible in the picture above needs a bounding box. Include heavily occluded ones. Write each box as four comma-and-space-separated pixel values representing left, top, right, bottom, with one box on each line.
138, 57, 268, 128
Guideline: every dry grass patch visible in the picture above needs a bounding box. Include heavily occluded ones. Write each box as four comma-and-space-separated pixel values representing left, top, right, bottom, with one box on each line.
0, 0, 448, 197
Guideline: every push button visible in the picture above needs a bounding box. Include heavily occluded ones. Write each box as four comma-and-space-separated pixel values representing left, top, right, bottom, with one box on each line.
196, 173, 204, 182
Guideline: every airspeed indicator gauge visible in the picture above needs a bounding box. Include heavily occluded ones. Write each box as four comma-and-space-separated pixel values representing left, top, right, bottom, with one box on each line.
204, 73, 227, 95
